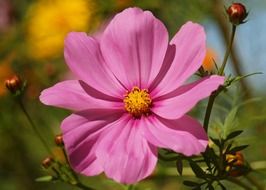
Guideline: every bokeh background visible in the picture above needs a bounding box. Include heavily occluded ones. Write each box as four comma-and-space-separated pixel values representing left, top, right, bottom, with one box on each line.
0, 0, 266, 189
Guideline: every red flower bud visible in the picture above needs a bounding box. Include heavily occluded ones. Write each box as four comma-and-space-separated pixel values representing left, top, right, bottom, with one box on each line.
55, 134, 64, 146
41, 157, 54, 169
5, 75, 22, 94
227, 3, 248, 25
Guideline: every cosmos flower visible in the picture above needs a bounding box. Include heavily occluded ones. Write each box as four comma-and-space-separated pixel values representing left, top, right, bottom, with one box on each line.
26, 0, 93, 59
40, 8, 224, 184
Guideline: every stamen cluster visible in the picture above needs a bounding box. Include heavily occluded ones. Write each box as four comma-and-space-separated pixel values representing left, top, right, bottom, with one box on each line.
124, 87, 152, 118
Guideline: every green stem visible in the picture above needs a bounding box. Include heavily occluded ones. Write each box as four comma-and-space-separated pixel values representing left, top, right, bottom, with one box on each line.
203, 94, 216, 132
62, 147, 70, 165
244, 175, 265, 190
17, 97, 53, 155
219, 25, 237, 75
55, 160, 95, 190
227, 177, 253, 190
51, 167, 61, 178
203, 25, 237, 132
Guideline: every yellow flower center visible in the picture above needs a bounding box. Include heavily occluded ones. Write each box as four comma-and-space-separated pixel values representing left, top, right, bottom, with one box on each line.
124, 87, 152, 118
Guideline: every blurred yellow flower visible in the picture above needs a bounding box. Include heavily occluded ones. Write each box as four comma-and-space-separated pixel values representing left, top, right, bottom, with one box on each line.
202, 48, 217, 72
26, 0, 93, 59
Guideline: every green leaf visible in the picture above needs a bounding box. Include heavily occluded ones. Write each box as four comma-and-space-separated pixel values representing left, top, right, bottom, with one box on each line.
226, 130, 243, 140
189, 161, 206, 178
229, 145, 249, 153
35, 175, 54, 182
218, 182, 227, 190
233, 72, 263, 83
176, 158, 183, 176
202, 147, 217, 170
223, 107, 239, 137
210, 137, 221, 146
225, 143, 233, 153
183, 180, 199, 187
225, 72, 262, 88
207, 184, 215, 190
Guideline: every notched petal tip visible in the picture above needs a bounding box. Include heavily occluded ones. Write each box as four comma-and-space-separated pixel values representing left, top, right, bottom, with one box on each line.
117, 7, 144, 15
39, 88, 52, 105
64, 32, 89, 54
199, 139, 209, 149
142, 116, 208, 157
101, 6, 169, 89
184, 21, 204, 27
183, 21, 205, 32
209, 75, 225, 86
64, 32, 87, 42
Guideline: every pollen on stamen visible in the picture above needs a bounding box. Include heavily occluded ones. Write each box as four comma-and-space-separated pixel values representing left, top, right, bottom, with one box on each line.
123, 87, 152, 118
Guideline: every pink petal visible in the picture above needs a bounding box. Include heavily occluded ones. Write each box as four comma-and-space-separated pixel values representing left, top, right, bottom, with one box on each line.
152, 76, 224, 120
61, 109, 124, 176
149, 44, 176, 92
40, 80, 123, 111
64, 32, 125, 98
158, 115, 208, 147
100, 7, 169, 89
141, 115, 208, 156
151, 22, 206, 97
96, 116, 157, 184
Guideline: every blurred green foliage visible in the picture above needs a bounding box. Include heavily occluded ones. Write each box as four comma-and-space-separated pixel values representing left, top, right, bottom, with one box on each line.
0, 0, 266, 190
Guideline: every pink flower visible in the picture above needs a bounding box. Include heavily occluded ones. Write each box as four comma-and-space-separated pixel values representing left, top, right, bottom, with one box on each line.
40, 8, 224, 184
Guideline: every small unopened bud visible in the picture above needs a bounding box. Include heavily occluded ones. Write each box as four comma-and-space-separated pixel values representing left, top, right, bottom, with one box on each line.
42, 157, 54, 169
233, 152, 244, 166
55, 134, 64, 146
225, 152, 247, 177
227, 3, 248, 25
5, 75, 22, 94
226, 152, 244, 166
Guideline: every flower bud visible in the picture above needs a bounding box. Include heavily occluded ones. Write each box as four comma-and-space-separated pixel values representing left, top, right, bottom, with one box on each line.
55, 134, 64, 146
225, 152, 247, 177
41, 157, 54, 169
5, 75, 22, 94
227, 3, 248, 25
226, 152, 244, 166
